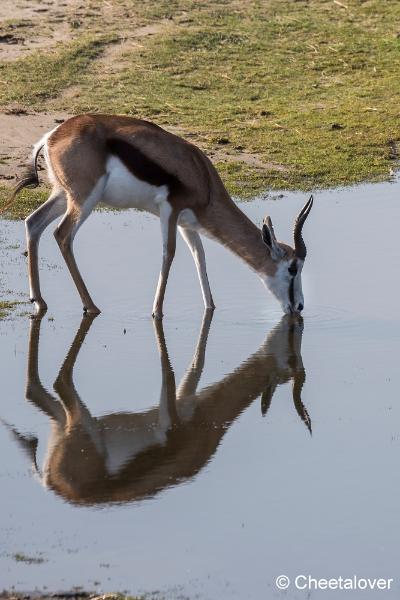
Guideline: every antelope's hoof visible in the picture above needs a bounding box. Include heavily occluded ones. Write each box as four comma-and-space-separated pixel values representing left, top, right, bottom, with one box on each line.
83, 305, 101, 315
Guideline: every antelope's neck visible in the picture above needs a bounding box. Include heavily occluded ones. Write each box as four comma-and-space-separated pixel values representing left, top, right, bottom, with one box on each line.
198, 195, 275, 276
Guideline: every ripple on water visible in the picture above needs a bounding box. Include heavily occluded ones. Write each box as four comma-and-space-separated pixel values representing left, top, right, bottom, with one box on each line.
302, 304, 356, 331
239, 304, 357, 332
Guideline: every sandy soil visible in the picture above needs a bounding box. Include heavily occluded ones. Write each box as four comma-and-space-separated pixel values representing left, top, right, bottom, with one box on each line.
0, 110, 69, 181
0, 2, 179, 185
0, 0, 166, 60
0, 0, 79, 182
1, 0, 86, 61
209, 147, 289, 172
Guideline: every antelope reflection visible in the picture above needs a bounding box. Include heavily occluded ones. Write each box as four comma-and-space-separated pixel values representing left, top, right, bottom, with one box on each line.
7, 313, 310, 506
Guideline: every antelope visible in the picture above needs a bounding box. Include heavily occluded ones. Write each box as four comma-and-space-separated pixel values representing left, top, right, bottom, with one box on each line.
11, 114, 313, 317
3, 312, 311, 506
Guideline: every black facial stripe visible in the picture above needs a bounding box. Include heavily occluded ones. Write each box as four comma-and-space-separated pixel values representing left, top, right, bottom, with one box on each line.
288, 259, 297, 305
106, 138, 182, 192
289, 277, 295, 305
288, 259, 298, 277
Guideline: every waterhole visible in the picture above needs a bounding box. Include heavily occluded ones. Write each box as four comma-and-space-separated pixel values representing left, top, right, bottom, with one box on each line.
0, 181, 399, 599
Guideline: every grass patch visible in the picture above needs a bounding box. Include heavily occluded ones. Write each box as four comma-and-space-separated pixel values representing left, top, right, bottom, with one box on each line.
0, 184, 48, 219
12, 552, 46, 565
51, 0, 400, 191
0, 300, 22, 319
1, 0, 400, 198
0, 35, 115, 106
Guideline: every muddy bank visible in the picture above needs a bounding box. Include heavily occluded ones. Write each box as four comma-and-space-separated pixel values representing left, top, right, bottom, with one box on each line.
1, 593, 94, 600
0, 594, 140, 600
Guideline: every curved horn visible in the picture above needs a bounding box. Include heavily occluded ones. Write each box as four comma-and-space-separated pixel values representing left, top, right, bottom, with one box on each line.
293, 195, 313, 260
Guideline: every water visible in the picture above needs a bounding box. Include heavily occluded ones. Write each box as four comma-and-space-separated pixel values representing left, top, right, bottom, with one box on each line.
0, 182, 400, 599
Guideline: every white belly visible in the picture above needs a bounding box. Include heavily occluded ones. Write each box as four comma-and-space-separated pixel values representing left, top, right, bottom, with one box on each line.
102, 155, 169, 213
101, 155, 202, 232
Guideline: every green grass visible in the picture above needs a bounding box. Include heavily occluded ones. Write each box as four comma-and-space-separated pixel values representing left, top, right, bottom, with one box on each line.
0, 185, 48, 219
0, 300, 22, 319
0, 35, 115, 106
1, 0, 400, 214
12, 552, 46, 564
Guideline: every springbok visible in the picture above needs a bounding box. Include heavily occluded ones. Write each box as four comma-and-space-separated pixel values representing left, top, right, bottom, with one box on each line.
11, 114, 313, 317
3, 312, 311, 506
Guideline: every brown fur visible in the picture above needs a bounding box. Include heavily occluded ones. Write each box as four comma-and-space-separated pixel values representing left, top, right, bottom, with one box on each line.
48, 114, 210, 210
47, 114, 277, 276
15, 114, 314, 316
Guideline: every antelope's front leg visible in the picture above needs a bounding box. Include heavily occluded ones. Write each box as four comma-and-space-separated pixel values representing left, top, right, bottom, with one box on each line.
152, 204, 178, 319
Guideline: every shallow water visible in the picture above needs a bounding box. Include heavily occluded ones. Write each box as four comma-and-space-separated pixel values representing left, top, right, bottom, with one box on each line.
1, 182, 400, 599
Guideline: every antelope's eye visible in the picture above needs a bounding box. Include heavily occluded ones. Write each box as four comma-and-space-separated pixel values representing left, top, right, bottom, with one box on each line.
288, 265, 297, 276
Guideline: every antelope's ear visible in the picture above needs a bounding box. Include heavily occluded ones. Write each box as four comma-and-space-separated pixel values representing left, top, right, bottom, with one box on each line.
262, 223, 272, 247
262, 216, 284, 260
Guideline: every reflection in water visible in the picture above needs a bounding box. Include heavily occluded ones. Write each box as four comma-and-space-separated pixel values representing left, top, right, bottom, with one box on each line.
5, 313, 310, 506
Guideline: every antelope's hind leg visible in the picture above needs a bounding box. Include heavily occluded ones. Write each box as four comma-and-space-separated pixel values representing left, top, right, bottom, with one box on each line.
54, 178, 107, 315
25, 189, 67, 313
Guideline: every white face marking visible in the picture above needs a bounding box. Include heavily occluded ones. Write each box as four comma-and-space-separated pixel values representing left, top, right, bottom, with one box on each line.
262, 259, 305, 314
103, 155, 169, 213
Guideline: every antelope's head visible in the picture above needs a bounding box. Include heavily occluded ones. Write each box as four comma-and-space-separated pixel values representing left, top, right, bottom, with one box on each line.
261, 196, 313, 315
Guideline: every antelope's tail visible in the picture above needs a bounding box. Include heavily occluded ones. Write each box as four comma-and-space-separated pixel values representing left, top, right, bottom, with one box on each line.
0, 139, 45, 216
